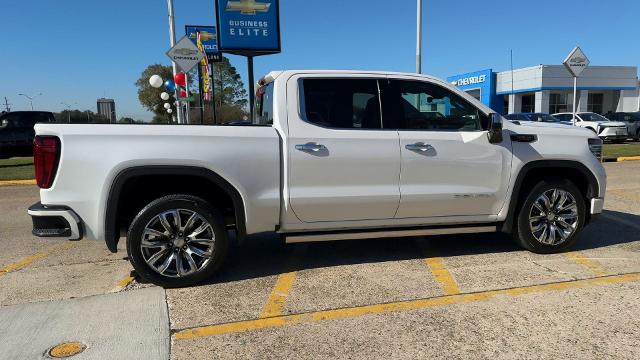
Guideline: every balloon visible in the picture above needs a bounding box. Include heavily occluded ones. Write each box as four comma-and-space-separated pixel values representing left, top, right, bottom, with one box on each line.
166, 108, 173, 114
180, 90, 187, 98
174, 72, 186, 87
149, 75, 163, 88
163, 103, 171, 110
164, 80, 176, 92
160, 92, 170, 101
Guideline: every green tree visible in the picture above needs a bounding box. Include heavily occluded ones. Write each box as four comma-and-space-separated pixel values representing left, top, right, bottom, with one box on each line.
134, 64, 177, 122
211, 57, 248, 123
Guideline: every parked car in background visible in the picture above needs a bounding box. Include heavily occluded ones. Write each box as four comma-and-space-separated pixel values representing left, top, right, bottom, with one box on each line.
553, 112, 628, 142
607, 112, 640, 140
505, 113, 569, 124
0, 111, 55, 159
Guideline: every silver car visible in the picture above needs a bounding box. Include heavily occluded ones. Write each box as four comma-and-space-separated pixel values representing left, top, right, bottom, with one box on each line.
608, 112, 640, 140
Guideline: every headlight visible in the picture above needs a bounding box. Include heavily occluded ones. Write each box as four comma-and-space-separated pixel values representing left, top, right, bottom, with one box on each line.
588, 138, 603, 159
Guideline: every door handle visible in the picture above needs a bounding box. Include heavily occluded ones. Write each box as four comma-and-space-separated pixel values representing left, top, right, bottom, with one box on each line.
405, 142, 434, 152
295, 142, 327, 152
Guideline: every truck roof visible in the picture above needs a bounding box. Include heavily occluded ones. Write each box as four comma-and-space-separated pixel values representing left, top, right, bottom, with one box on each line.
258, 70, 445, 86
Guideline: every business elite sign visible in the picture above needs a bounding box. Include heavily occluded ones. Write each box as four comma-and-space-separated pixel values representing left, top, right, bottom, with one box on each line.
215, 0, 281, 54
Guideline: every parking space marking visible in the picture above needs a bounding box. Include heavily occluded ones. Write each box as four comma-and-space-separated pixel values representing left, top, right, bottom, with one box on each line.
564, 252, 608, 276
0, 241, 76, 277
173, 272, 640, 340
259, 245, 306, 318
417, 240, 460, 295
111, 272, 137, 292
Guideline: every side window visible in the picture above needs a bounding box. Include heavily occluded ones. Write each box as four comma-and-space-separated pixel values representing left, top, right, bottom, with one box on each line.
302, 79, 381, 129
382, 80, 487, 131
253, 83, 274, 126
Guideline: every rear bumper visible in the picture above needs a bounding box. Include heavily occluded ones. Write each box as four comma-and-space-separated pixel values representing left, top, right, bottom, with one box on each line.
27, 202, 83, 240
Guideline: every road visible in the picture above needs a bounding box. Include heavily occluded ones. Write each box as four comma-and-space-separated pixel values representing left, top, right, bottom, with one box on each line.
0, 161, 639, 359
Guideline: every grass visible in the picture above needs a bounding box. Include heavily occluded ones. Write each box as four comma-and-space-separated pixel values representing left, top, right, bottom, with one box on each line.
603, 142, 640, 159
0, 157, 35, 181
0, 143, 639, 181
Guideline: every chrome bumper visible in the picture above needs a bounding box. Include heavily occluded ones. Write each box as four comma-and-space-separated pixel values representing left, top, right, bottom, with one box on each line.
28, 202, 83, 240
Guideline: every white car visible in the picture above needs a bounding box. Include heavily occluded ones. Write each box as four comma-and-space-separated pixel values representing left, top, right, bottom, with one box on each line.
553, 112, 628, 142
28, 70, 607, 287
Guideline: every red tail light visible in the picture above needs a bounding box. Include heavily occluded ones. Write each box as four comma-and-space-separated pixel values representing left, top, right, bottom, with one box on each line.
33, 136, 61, 188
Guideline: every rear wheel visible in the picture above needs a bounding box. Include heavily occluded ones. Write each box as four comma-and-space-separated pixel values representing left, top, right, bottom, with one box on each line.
514, 179, 586, 254
126, 194, 228, 288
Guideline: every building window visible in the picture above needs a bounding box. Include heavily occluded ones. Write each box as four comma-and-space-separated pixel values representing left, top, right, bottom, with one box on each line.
521, 94, 534, 113
503, 95, 509, 115
549, 93, 567, 114
465, 89, 481, 101
588, 93, 604, 114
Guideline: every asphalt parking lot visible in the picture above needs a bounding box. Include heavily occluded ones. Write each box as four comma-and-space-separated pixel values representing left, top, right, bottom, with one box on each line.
0, 161, 639, 359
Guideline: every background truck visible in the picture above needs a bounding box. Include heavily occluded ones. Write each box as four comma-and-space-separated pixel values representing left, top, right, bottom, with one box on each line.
28, 70, 607, 287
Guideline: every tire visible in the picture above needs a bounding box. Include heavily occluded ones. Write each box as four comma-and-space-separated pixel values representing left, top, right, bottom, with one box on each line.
612, 139, 626, 144
514, 178, 586, 254
126, 194, 228, 288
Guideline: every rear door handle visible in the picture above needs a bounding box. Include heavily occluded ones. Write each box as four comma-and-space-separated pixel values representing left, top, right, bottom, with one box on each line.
295, 142, 326, 152
405, 142, 434, 152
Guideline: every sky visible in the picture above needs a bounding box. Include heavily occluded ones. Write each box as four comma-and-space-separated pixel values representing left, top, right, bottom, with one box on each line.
1, 0, 639, 120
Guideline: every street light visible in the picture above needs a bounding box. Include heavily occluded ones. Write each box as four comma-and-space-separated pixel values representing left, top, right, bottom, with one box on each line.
60, 102, 77, 123
416, 0, 423, 74
18, 92, 43, 111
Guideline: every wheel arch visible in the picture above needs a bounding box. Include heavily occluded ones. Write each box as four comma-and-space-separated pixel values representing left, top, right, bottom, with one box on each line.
500, 160, 599, 234
104, 166, 247, 253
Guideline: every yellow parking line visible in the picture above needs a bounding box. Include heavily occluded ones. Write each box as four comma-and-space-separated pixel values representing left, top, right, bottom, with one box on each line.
112, 273, 137, 292
174, 272, 640, 340
0, 242, 76, 277
259, 245, 306, 318
564, 252, 608, 276
418, 241, 460, 295
0, 179, 37, 186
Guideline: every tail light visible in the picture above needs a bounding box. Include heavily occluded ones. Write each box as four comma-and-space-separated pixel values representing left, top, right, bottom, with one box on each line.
33, 136, 61, 188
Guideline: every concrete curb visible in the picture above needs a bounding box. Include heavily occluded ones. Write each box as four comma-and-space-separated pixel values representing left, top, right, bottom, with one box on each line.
0, 179, 36, 186
603, 156, 640, 163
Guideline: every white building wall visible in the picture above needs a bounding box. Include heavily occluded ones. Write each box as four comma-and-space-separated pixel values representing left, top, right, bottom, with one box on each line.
618, 86, 640, 112
534, 91, 550, 113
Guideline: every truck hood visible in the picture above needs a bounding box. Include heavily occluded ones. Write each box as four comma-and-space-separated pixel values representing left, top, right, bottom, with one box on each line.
510, 121, 573, 129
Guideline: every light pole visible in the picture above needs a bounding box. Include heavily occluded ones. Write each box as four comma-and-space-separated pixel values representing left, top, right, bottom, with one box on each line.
167, 0, 182, 124
61, 102, 77, 123
18, 92, 43, 110
416, 0, 422, 74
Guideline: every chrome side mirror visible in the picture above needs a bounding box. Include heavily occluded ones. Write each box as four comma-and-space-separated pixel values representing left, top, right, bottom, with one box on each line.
487, 113, 503, 144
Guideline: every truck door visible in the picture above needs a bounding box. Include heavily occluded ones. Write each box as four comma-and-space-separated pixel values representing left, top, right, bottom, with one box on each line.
287, 77, 401, 222
381, 78, 511, 218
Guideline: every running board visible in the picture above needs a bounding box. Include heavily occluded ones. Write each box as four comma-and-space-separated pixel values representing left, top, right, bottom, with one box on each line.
284, 224, 498, 244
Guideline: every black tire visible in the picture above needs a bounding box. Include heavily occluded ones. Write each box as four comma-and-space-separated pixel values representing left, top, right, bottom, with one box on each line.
514, 178, 586, 254
612, 139, 626, 144
126, 194, 228, 288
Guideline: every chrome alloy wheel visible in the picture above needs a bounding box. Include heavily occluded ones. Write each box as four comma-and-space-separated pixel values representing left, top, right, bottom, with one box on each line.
528, 189, 579, 246
141, 209, 215, 277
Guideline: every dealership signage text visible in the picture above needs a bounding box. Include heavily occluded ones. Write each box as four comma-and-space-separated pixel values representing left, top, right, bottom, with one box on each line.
455, 74, 486, 86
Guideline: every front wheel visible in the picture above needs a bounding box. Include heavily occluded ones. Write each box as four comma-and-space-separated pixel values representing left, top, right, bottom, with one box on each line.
514, 179, 586, 254
126, 194, 228, 288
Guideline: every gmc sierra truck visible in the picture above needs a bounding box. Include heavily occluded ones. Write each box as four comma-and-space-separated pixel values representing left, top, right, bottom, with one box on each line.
28, 71, 607, 287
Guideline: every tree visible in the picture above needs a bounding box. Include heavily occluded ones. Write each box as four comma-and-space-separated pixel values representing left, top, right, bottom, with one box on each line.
211, 57, 248, 123
134, 64, 177, 122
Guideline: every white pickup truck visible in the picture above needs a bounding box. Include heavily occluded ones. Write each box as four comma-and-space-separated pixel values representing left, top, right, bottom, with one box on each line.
28, 70, 607, 287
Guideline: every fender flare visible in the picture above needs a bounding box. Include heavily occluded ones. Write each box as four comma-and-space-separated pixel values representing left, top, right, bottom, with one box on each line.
104, 166, 246, 253
500, 160, 599, 234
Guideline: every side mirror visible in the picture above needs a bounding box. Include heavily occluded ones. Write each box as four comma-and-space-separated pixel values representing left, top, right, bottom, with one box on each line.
0, 119, 8, 130
487, 113, 503, 143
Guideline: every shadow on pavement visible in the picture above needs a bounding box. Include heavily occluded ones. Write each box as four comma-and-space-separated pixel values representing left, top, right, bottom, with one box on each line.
183, 209, 638, 286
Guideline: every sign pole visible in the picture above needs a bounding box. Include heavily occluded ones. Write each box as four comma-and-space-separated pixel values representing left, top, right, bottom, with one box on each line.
572, 76, 577, 126
248, 55, 255, 121
166, 0, 182, 124
416, 0, 422, 74
197, 65, 205, 124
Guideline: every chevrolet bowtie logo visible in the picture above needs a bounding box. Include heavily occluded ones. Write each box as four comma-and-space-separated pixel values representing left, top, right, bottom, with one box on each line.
226, 0, 271, 15
189, 31, 217, 42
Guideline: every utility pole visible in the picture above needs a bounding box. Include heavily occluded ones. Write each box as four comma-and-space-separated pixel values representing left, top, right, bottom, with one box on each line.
167, 0, 182, 124
3, 97, 10, 112
416, 0, 422, 74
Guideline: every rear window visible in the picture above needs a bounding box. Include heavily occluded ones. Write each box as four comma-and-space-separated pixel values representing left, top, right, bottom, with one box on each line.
1, 112, 53, 128
302, 79, 381, 129
253, 83, 274, 126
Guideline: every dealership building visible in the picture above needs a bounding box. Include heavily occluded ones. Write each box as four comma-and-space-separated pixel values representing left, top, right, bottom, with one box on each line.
447, 65, 640, 115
